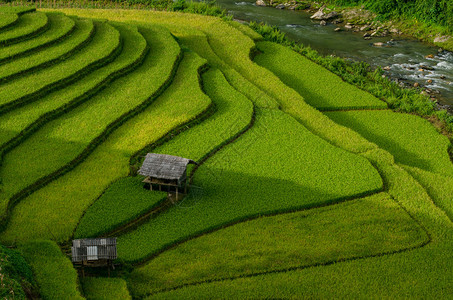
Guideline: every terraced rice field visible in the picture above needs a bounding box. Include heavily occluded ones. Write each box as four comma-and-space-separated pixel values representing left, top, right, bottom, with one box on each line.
0, 6, 451, 299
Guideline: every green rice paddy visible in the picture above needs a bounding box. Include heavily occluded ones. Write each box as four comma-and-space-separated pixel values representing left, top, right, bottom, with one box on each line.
0, 5, 451, 299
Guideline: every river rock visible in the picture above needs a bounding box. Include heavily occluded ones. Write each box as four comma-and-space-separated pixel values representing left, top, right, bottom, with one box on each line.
320, 20, 327, 26
275, 4, 286, 9
364, 36, 371, 40
363, 33, 370, 38
425, 54, 434, 59
373, 42, 385, 47
383, 66, 391, 71
345, 24, 353, 30
360, 25, 370, 31
414, 82, 420, 87
440, 75, 446, 80
434, 35, 450, 43
427, 79, 433, 84
255, 0, 266, 6
332, 19, 343, 24
390, 28, 399, 34
334, 27, 341, 32
420, 64, 434, 70
311, 5, 339, 20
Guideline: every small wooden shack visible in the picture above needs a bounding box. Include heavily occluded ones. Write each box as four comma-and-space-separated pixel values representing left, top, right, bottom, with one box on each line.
71, 238, 117, 267
138, 153, 196, 200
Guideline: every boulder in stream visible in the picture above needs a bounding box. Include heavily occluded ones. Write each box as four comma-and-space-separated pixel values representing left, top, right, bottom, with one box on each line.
311, 5, 339, 20
255, 0, 267, 7
434, 35, 450, 43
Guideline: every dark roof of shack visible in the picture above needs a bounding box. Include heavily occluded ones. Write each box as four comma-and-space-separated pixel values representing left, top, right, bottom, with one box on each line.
138, 153, 196, 180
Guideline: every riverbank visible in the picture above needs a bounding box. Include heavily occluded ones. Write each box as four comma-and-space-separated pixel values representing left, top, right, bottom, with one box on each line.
254, 0, 453, 52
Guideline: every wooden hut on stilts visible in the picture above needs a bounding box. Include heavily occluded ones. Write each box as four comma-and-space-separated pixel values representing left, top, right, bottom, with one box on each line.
138, 153, 196, 202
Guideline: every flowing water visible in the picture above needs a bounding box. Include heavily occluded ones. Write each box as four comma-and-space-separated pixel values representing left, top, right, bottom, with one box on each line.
219, 0, 453, 106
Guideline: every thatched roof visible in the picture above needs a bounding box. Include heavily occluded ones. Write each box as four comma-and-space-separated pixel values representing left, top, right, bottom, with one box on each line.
71, 238, 117, 262
138, 153, 196, 181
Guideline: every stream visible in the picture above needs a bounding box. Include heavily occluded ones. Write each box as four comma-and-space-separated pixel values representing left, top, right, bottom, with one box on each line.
218, 0, 453, 107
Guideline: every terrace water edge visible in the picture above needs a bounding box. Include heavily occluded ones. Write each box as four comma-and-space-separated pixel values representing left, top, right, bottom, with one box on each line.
214, 0, 453, 108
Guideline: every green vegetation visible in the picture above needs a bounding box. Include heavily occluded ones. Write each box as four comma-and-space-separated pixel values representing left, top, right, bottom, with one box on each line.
0, 20, 145, 154
82, 277, 131, 300
78, 68, 252, 238
117, 109, 382, 262
403, 165, 453, 221
152, 68, 253, 163
71, 9, 279, 109
19, 240, 82, 300
0, 22, 142, 212
0, 12, 18, 30
0, 17, 93, 86
255, 41, 387, 110
66, 9, 379, 152
0, 46, 207, 244
325, 110, 453, 177
0, 6, 451, 299
0, 6, 35, 14
130, 192, 426, 297
0, 12, 75, 63
0, 20, 117, 111
0, 243, 34, 299
0, 11, 48, 46
329, 0, 453, 31
75, 177, 166, 238
146, 161, 453, 299
250, 22, 453, 132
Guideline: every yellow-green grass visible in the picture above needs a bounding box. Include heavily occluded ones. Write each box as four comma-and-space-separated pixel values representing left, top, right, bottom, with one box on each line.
116, 109, 383, 263
0, 21, 146, 150
0, 12, 75, 64
75, 177, 166, 238
0, 6, 35, 14
325, 110, 453, 177
46, 9, 280, 110
0, 22, 148, 218
227, 20, 263, 41
178, 28, 278, 110
0, 11, 48, 46
130, 192, 426, 297
147, 162, 453, 299
0, 14, 85, 82
76, 68, 251, 239
153, 68, 253, 162
55, 9, 378, 154
403, 165, 453, 222
0, 44, 210, 244
82, 277, 131, 300
0, 20, 118, 111
254, 41, 388, 110
19, 240, 82, 300
0, 12, 18, 31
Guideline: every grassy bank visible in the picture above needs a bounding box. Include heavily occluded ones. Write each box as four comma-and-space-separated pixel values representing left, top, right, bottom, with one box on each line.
260, 0, 453, 51
250, 22, 453, 135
